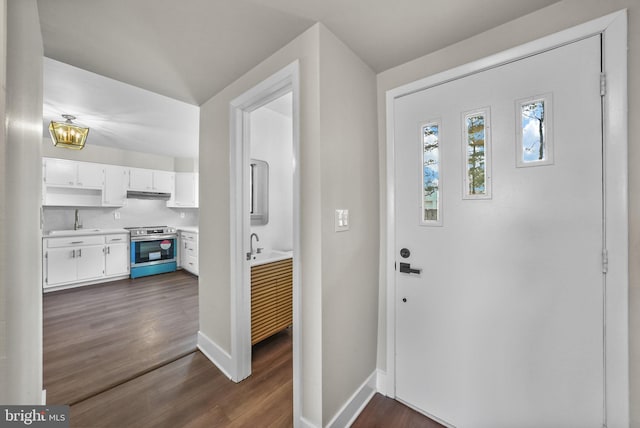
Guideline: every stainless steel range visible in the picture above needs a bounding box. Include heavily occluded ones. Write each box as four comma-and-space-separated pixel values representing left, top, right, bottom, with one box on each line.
125, 226, 177, 278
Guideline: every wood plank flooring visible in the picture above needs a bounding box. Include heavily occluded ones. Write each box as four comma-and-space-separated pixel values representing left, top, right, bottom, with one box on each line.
352, 394, 445, 427
70, 331, 293, 428
44, 270, 441, 427
44, 271, 199, 405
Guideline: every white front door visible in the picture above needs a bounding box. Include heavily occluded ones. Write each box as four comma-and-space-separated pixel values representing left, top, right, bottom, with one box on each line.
394, 36, 604, 427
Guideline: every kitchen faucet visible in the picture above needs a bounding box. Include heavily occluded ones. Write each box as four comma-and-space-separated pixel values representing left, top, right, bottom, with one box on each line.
74, 209, 82, 230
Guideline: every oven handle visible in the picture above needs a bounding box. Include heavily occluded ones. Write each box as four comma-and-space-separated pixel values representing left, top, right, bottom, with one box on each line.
130, 234, 177, 242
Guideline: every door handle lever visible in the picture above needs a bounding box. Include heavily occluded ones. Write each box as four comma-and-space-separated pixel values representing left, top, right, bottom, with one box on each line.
399, 262, 421, 275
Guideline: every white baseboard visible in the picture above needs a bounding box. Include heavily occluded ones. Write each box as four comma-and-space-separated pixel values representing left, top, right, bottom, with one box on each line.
375, 369, 388, 396
196, 330, 234, 381
299, 416, 318, 428
326, 370, 377, 428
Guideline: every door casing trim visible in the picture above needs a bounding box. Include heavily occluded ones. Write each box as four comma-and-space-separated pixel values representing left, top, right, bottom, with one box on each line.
385, 10, 628, 426
229, 60, 301, 424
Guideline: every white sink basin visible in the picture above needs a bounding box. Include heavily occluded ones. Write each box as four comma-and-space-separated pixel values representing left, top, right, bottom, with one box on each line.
250, 249, 292, 266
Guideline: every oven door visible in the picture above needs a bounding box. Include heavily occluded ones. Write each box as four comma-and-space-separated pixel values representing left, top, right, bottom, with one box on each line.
131, 235, 177, 267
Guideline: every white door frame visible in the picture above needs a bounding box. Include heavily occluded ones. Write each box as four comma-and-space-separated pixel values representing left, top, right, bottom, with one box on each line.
385, 10, 628, 427
229, 61, 301, 422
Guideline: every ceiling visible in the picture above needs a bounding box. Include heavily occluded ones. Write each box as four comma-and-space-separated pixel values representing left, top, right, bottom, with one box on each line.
43, 58, 200, 158
37, 0, 560, 157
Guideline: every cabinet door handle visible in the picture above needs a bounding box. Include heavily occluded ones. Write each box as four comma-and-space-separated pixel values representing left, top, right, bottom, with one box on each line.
71, 241, 84, 244
78, 248, 82, 258
107, 246, 110, 254
72, 249, 76, 258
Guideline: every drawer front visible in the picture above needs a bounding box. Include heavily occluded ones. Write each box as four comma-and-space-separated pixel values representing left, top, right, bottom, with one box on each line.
106, 234, 128, 244
46, 235, 105, 248
181, 232, 197, 241
184, 254, 198, 272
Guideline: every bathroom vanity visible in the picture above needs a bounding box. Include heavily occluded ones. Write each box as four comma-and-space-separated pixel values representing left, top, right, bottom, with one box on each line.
250, 257, 293, 345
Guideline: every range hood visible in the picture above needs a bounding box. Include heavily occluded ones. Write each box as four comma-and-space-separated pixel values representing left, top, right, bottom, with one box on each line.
126, 190, 171, 201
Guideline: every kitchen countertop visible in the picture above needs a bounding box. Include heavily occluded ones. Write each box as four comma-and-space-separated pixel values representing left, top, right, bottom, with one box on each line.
43, 228, 129, 238
176, 226, 198, 233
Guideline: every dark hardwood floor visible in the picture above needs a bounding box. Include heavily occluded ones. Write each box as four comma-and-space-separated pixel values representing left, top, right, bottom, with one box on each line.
43, 271, 199, 405
353, 394, 445, 428
70, 330, 293, 428
45, 270, 441, 427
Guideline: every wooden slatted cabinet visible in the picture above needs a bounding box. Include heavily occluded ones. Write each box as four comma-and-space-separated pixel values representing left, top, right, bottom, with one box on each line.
251, 258, 293, 345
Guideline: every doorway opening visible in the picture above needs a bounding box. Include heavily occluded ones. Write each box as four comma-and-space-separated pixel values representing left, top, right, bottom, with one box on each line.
229, 61, 301, 422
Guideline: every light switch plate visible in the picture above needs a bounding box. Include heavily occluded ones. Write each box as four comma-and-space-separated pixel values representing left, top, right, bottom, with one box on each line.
335, 209, 349, 232
114, 211, 121, 220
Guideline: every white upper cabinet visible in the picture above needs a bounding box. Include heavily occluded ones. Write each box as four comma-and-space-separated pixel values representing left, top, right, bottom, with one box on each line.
103, 165, 128, 206
41, 158, 189, 207
129, 168, 174, 193
153, 170, 174, 193
77, 162, 104, 188
44, 158, 104, 188
43, 158, 76, 186
43, 158, 105, 206
169, 172, 198, 207
128, 168, 154, 191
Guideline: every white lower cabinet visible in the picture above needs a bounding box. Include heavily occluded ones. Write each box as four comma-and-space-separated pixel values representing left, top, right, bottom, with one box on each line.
46, 247, 83, 285
179, 231, 198, 276
43, 233, 130, 291
75, 245, 106, 281
105, 234, 129, 277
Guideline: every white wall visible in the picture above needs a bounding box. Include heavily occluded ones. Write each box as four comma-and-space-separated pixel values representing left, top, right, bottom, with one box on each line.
375, 1, 640, 425
199, 24, 323, 424
199, 22, 379, 425
250, 103, 293, 251
43, 200, 198, 232
41, 143, 178, 171
318, 26, 379, 424
0, 0, 7, 404
3, 0, 43, 404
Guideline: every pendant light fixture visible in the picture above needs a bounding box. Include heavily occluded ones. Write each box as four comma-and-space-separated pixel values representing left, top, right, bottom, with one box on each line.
49, 114, 89, 149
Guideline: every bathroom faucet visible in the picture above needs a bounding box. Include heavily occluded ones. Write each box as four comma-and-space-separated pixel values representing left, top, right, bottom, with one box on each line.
250, 232, 260, 255
74, 209, 82, 230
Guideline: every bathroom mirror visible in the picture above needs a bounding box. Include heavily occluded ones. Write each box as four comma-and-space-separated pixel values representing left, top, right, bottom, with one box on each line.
250, 159, 269, 225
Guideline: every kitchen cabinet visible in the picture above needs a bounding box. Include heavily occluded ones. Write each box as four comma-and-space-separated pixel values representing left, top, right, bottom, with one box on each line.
128, 168, 153, 191
43, 158, 103, 188
250, 258, 292, 345
103, 165, 128, 206
179, 230, 198, 275
42, 158, 194, 207
129, 168, 174, 193
77, 162, 104, 188
44, 235, 106, 288
169, 173, 199, 207
43, 231, 130, 291
153, 170, 174, 193
105, 234, 129, 277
